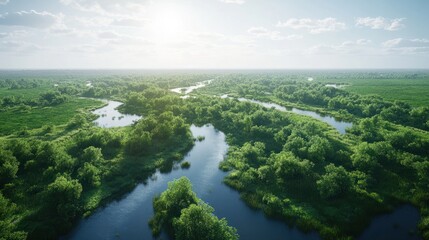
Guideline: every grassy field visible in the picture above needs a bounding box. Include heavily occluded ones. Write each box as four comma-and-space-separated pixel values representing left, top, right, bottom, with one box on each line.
319, 78, 429, 107
0, 86, 54, 100
0, 98, 103, 135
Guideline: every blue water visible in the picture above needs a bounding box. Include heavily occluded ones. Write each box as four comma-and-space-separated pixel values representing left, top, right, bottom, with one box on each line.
238, 98, 352, 134
64, 103, 419, 240
65, 125, 320, 240
359, 205, 421, 240
92, 100, 141, 128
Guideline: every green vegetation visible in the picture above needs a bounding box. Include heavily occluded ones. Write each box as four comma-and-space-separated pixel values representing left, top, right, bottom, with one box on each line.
149, 177, 238, 240
1, 70, 428, 240
0, 74, 197, 239
192, 73, 429, 239
196, 135, 205, 141
321, 78, 429, 107
181, 161, 191, 169
0, 98, 103, 135
266, 72, 429, 107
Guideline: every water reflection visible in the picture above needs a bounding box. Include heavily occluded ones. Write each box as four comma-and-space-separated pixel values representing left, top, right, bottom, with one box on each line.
92, 100, 141, 128
65, 125, 320, 240
237, 98, 352, 134
359, 205, 421, 240
170, 79, 213, 96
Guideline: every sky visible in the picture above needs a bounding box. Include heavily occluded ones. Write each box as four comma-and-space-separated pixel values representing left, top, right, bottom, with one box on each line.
0, 0, 429, 69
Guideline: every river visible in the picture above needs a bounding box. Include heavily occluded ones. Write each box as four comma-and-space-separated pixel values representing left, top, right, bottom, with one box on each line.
237, 98, 352, 134
169, 81, 352, 134
92, 100, 141, 128
65, 124, 320, 240
65, 99, 420, 240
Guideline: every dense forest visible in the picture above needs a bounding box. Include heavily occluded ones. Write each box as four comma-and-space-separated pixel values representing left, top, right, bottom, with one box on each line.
0, 70, 428, 239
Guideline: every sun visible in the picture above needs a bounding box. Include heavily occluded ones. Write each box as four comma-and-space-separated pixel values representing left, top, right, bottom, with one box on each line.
147, 3, 188, 42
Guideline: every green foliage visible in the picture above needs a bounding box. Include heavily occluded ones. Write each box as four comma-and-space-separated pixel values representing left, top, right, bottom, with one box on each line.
316, 164, 353, 199
2, 71, 429, 240
202, 74, 429, 130
174, 203, 238, 240
272, 151, 314, 181
0, 193, 27, 240
78, 162, 101, 187
125, 112, 191, 156
351, 142, 396, 174
149, 177, 198, 236
150, 177, 238, 240
45, 175, 82, 220
0, 149, 19, 186
80, 146, 104, 166
180, 161, 191, 169
0, 98, 102, 135
342, 78, 429, 107
39, 91, 69, 106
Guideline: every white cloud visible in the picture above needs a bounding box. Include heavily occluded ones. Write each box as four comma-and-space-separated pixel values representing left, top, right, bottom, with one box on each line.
356, 17, 405, 31
0, 40, 42, 53
98, 31, 121, 39
96, 31, 153, 47
276, 17, 346, 34
60, 0, 147, 28
0, 0, 9, 5
0, 10, 63, 29
382, 38, 429, 54
0, 30, 28, 39
356, 39, 371, 45
306, 39, 372, 55
219, 0, 245, 4
111, 17, 145, 27
248, 27, 302, 40
382, 38, 403, 48
60, 0, 146, 17
382, 38, 429, 48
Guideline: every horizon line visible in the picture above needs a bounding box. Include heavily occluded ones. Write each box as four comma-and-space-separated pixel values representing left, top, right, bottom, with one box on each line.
1, 68, 429, 71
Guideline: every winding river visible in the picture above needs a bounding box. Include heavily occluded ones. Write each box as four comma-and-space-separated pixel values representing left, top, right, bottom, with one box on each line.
92, 100, 141, 128
169, 81, 352, 134
64, 98, 421, 240
237, 98, 352, 134
65, 124, 319, 240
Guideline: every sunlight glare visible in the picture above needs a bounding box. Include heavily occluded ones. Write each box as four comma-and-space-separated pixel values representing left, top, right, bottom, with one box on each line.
147, 3, 189, 42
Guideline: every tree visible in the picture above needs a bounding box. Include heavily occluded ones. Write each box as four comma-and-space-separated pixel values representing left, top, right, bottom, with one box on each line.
272, 151, 313, 181
351, 142, 380, 173
0, 193, 27, 240
125, 131, 152, 155
173, 203, 238, 240
39, 91, 68, 105
78, 162, 101, 187
351, 142, 396, 173
317, 164, 352, 199
240, 142, 266, 166
307, 136, 332, 162
149, 177, 198, 236
81, 146, 104, 166
150, 177, 238, 239
46, 176, 82, 222
0, 149, 19, 185
6, 139, 33, 165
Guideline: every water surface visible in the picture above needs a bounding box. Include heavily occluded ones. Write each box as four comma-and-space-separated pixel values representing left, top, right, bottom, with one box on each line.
92, 100, 141, 128
359, 205, 421, 240
170, 79, 213, 98
238, 98, 352, 134
66, 125, 320, 240
69, 99, 420, 240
